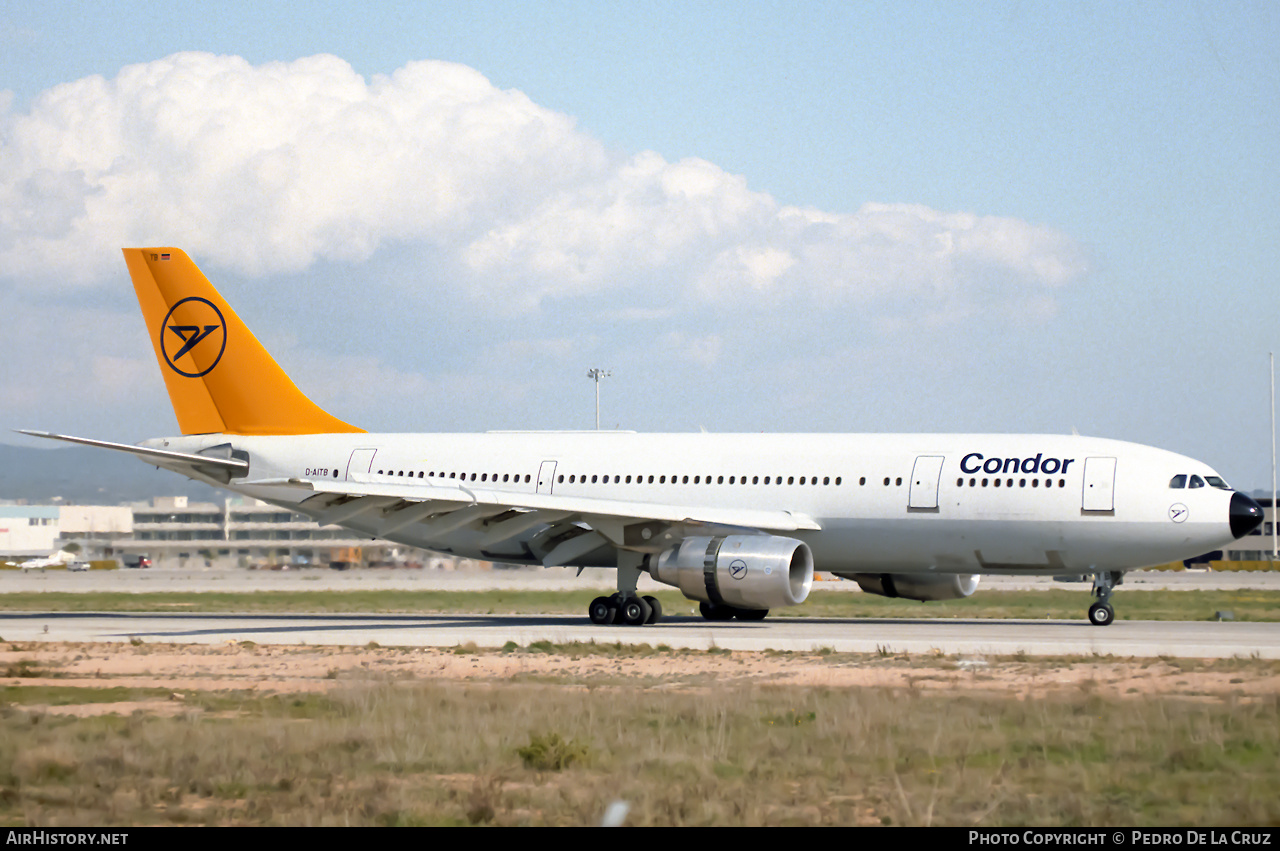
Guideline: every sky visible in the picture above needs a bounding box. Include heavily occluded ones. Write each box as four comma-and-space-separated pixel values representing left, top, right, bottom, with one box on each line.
1, 1, 1277, 491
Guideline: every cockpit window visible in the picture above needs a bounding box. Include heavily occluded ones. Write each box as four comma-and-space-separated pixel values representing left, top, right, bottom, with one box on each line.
1169, 474, 1187, 489
1205, 476, 1232, 490
1188, 475, 1206, 488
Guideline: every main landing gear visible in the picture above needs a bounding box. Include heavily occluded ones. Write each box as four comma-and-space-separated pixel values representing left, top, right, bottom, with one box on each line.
699, 602, 769, 622
589, 594, 663, 626
1088, 570, 1122, 626
587, 552, 665, 626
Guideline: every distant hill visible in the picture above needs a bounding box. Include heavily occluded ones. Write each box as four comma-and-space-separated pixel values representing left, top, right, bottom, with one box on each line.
0, 444, 225, 505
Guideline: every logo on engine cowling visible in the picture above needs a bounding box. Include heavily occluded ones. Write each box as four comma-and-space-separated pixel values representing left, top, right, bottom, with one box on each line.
728, 559, 748, 580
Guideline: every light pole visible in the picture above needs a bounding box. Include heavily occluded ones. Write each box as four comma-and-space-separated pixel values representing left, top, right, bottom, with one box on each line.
587, 368, 611, 430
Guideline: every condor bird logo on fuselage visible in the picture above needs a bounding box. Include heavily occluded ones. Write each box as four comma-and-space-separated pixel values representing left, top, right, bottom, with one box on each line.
160, 297, 227, 378
960, 452, 1076, 476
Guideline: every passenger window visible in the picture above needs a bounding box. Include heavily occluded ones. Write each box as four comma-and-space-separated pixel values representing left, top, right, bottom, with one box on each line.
1188, 475, 1205, 489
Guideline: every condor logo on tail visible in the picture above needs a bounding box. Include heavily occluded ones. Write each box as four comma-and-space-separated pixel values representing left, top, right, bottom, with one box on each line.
160, 296, 227, 378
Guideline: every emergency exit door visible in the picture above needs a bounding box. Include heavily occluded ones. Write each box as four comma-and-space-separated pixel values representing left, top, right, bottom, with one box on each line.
1082, 456, 1116, 511
909, 455, 945, 509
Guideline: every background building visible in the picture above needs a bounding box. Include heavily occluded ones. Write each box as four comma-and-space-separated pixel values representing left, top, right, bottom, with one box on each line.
122, 495, 485, 570
0, 505, 60, 557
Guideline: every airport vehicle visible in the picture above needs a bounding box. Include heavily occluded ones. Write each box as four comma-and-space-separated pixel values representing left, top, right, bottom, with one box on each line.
121, 554, 152, 569
67, 560, 89, 572
20, 249, 1265, 626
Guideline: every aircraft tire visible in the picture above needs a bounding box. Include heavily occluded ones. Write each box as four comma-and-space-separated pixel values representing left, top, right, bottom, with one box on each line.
734, 608, 768, 621
589, 596, 617, 625
621, 596, 651, 626
643, 596, 663, 624
1088, 603, 1115, 627
699, 601, 736, 621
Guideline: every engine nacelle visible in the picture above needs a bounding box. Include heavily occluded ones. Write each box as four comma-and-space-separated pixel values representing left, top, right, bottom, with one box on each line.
837, 572, 980, 602
649, 535, 813, 610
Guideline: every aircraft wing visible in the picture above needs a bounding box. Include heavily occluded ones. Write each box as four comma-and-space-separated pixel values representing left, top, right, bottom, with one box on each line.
239, 474, 821, 564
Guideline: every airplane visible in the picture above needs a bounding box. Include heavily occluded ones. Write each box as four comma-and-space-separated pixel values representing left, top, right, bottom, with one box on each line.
18, 550, 80, 572
19, 248, 1265, 626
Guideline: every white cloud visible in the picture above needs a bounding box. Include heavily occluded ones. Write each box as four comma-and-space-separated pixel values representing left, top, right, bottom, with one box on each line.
0, 51, 1088, 327
0, 53, 603, 284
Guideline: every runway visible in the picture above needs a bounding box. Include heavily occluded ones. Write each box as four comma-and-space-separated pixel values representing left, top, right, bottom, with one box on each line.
2, 610, 1278, 658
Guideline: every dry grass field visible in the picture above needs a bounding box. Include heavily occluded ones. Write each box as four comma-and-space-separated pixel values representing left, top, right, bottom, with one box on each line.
2, 640, 1279, 826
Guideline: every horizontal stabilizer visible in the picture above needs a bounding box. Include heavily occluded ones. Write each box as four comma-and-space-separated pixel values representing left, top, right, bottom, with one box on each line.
14, 430, 249, 476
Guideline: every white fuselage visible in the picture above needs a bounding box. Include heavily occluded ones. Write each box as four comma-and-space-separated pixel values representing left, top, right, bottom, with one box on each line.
145, 431, 1241, 576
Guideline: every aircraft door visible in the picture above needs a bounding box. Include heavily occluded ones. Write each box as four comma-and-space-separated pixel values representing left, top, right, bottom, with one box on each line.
345, 448, 377, 481
1082, 456, 1116, 511
536, 461, 558, 494
908, 455, 945, 509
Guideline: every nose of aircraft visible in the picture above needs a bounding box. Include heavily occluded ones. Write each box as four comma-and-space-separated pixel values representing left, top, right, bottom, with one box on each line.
1230, 492, 1264, 539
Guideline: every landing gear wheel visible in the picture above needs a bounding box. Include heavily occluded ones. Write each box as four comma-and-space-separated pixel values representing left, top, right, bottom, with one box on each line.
588, 596, 617, 625
642, 595, 663, 624
699, 601, 736, 621
620, 596, 652, 626
1088, 602, 1115, 627
734, 608, 768, 621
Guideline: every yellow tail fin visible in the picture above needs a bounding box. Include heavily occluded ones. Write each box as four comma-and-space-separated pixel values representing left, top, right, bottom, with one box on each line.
124, 248, 364, 436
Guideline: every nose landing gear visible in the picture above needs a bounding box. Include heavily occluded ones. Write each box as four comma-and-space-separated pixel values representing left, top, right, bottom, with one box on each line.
1088, 571, 1122, 626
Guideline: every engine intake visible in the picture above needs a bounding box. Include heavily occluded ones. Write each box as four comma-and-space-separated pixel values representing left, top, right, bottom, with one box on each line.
837, 572, 979, 602
649, 535, 813, 610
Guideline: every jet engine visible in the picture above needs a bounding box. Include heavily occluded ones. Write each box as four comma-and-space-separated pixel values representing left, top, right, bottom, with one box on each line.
649, 535, 813, 610
837, 572, 980, 602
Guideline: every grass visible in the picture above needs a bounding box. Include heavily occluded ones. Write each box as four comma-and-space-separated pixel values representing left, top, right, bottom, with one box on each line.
1, 588, 1279, 621
1, 678, 1277, 826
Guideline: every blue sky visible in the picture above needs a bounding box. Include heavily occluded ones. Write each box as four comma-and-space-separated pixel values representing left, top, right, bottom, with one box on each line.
2, 1, 1277, 490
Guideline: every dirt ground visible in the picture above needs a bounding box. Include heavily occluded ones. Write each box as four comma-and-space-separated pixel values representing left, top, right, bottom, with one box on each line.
5, 641, 1280, 718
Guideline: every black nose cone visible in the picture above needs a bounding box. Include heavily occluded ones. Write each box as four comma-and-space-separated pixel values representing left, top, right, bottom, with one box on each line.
1230, 492, 1264, 539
